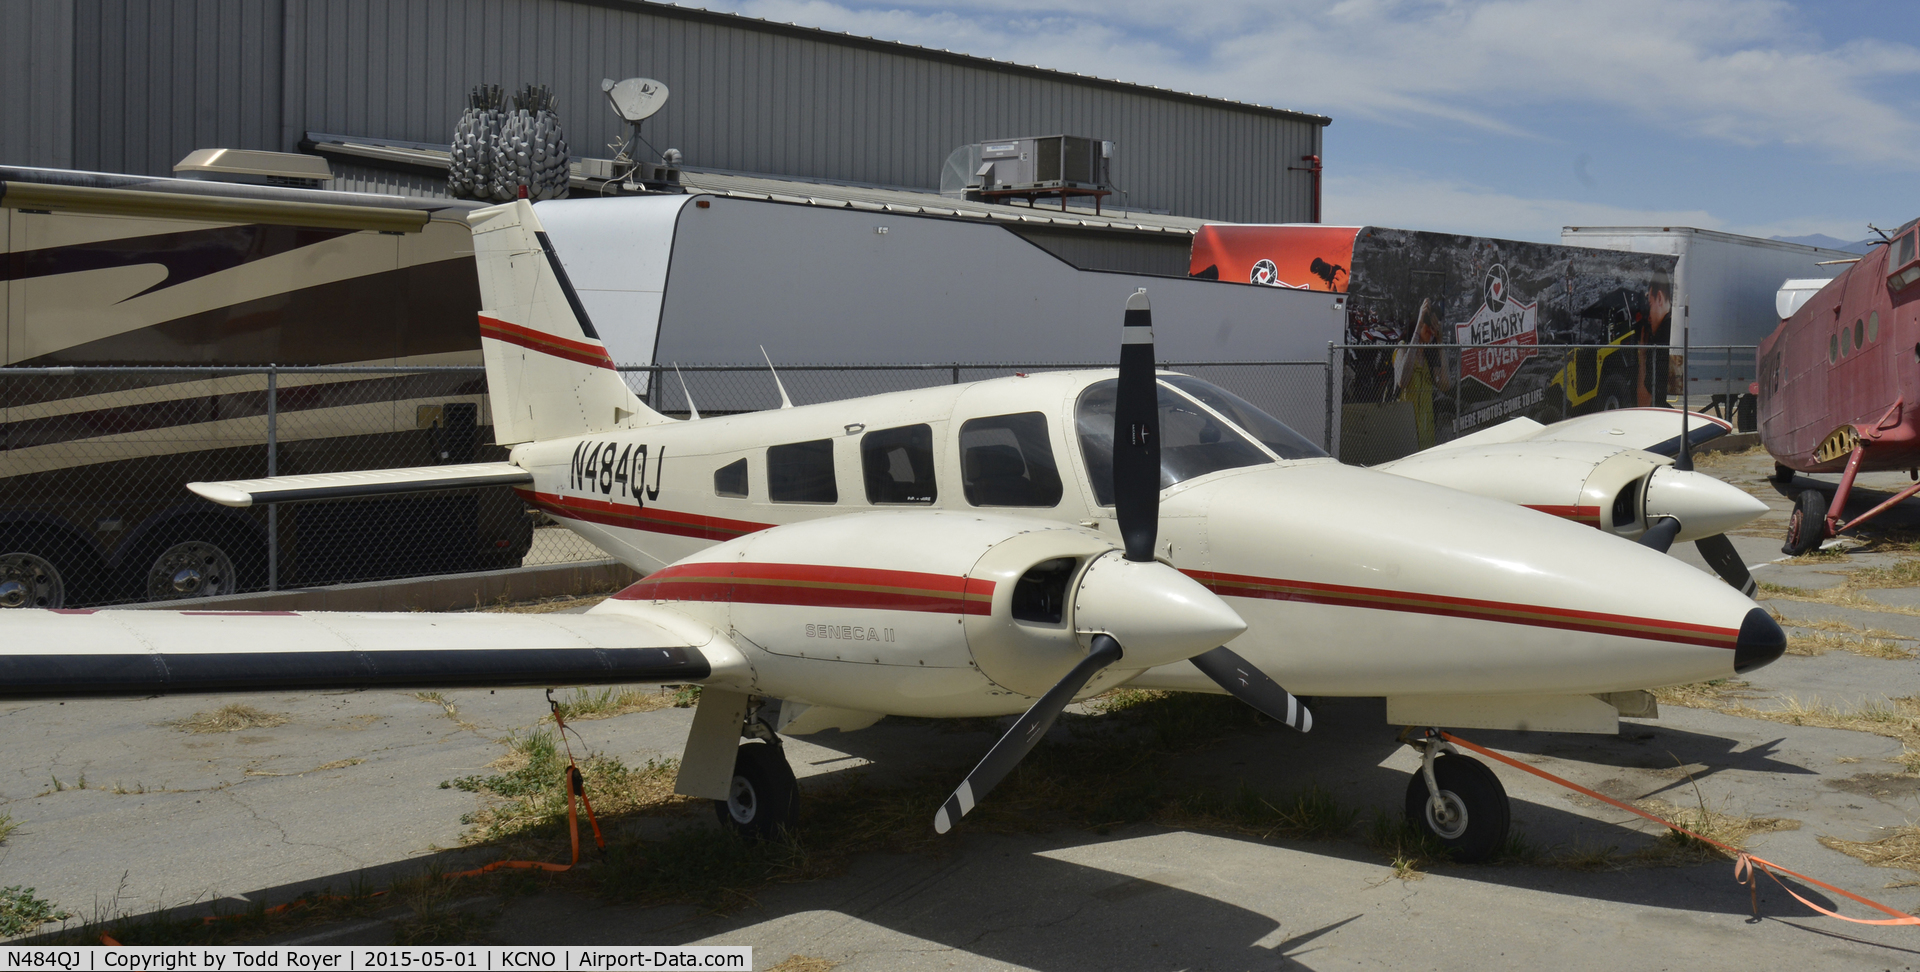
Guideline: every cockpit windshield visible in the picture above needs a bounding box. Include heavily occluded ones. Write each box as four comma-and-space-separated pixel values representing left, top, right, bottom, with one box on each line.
1075, 379, 1274, 506
1160, 376, 1329, 461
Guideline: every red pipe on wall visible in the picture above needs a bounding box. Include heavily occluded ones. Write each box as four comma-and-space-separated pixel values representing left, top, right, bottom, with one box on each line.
1289, 154, 1323, 223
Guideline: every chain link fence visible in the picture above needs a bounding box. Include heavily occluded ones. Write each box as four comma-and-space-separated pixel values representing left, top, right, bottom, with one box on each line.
1333, 343, 1757, 465
0, 360, 1334, 609
1, 349, 1750, 608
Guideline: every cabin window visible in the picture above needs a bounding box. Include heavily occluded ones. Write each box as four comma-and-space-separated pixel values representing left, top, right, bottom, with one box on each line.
1831, 333, 1841, 363
713, 458, 748, 498
1856, 319, 1865, 350
767, 439, 837, 503
862, 424, 937, 504
1075, 379, 1273, 507
1893, 232, 1920, 291
959, 412, 1063, 507
1869, 311, 1880, 342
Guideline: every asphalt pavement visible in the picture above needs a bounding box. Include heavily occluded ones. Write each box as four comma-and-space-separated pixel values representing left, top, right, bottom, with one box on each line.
8, 447, 1920, 969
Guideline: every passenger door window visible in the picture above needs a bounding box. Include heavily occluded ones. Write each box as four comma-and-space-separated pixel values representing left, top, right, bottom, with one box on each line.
862, 425, 937, 504
959, 412, 1062, 508
767, 440, 837, 503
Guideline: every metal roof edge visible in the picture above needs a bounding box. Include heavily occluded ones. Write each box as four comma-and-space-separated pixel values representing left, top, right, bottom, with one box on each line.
573, 0, 1332, 126
1562, 224, 1863, 257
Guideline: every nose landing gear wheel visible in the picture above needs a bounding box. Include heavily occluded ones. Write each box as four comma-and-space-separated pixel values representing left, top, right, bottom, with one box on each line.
712, 741, 799, 840
1403, 752, 1510, 863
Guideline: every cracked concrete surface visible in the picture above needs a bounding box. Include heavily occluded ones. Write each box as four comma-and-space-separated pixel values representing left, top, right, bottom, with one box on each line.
10, 449, 1920, 966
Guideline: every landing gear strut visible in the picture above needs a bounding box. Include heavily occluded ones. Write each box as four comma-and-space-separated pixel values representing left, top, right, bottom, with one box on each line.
1402, 729, 1509, 863
712, 706, 800, 840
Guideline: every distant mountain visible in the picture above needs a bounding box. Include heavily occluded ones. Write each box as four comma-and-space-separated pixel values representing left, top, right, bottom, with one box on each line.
1770, 233, 1875, 254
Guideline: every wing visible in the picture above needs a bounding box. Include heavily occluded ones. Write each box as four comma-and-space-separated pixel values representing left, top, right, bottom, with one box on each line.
1402, 408, 1731, 460
0, 605, 742, 699
189, 462, 531, 507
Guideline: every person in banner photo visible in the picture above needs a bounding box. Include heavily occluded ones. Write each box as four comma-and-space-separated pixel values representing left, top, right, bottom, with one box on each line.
1394, 297, 1453, 450
1636, 268, 1674, 406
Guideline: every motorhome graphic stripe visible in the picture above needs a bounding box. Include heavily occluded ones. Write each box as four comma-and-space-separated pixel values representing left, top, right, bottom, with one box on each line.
1184, 569, 1740, 650
477, 315, 615, 370
518, 490, 773, 541
1523, 504, 1602, 524
616, 562, 994, 615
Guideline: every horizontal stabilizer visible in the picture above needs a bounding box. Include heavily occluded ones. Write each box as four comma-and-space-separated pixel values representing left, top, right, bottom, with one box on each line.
0, 608, 720, 698
189, 462, 532, 507
1401, 409, 1732, 460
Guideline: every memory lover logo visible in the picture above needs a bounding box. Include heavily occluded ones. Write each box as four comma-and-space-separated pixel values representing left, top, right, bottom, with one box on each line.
1453, 264, 1538, 392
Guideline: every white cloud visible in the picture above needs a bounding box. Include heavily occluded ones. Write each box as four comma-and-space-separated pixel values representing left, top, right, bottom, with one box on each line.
1325, 165, 1872, 242
1325, 166, 1726, 241
702, 0, 1920, 167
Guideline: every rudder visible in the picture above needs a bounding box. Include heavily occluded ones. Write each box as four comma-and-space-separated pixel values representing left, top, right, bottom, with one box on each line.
467, 199, 667, 444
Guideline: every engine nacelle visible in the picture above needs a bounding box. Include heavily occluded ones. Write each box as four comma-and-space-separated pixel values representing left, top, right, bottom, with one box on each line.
603, 510, 1243, 716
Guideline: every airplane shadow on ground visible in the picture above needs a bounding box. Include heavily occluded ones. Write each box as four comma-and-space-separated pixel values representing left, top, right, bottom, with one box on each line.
33, 697, 1902, 967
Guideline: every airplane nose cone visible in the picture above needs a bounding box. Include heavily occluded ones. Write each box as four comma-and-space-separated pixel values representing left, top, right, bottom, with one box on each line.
1073, 553, 1248, 670
1735, 606, 1786, 673
1644, 467, 1769, 541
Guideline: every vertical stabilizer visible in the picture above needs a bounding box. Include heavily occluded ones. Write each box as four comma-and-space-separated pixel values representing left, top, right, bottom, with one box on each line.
467, 200, 668, 444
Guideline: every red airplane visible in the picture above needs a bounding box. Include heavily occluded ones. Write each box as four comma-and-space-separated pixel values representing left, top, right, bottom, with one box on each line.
1757, 217, 1920, 552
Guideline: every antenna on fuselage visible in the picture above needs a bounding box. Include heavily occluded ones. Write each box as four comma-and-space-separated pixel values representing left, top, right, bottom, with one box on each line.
1675, 312, 1692, 471
760, 345, 794, 409
673, 362, 700, 421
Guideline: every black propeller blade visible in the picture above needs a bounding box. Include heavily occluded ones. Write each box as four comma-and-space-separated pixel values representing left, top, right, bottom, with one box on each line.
1695, 533, 1758, 597
1114, 288, 1160, 563
1639, 516, 1682, 553
934, 634, 1124, 834
1190, 645, 1313, 732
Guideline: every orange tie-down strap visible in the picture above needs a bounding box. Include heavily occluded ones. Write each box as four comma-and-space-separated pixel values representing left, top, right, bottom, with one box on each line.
1442, 731, 1920, 926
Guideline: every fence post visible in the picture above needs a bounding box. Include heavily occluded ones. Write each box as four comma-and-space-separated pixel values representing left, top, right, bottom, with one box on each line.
1323, 342, 1338, 453
266, 365, 278, 592
952, 364, 960, 385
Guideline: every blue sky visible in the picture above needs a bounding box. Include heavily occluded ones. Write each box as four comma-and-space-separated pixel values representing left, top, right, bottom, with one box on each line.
672, 0, 1919, 243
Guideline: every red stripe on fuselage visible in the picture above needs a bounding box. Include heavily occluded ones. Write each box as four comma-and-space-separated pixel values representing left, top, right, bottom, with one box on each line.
518, 489, 774, 542
1525, 504, 1603, 525
1184, 568, 1738, 650
616, 561, 995, 615
478, 315, 615, 370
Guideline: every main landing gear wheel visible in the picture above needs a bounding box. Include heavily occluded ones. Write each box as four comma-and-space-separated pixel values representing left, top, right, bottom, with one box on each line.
1784, 490, 1829, 556
712, 741, 799, 840
1404, 751, 1510, 863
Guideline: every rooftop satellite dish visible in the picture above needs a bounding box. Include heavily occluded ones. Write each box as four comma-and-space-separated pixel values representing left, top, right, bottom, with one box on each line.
601, 77, 668, 123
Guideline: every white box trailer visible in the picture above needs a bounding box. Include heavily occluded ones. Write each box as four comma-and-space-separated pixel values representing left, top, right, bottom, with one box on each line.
1559, 225, 1854, 364
536, 193, 1348, 443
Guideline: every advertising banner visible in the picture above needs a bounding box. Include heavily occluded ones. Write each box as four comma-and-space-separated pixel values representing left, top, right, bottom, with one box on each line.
1186, 224, 1678, 464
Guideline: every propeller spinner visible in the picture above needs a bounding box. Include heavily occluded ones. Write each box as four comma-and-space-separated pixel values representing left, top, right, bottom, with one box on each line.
934, 289, 1313, 834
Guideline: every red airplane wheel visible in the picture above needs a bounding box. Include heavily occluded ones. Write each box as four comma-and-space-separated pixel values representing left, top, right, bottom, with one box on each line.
1784, 490, 1828, 556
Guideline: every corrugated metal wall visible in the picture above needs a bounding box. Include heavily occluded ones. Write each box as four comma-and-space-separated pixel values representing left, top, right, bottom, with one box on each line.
11, 0, 1325, 223
1, 0, 76, 169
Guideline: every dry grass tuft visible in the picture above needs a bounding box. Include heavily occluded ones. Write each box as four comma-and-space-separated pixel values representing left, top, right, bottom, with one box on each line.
170, 704, 289, 734
0, 812, 18, 845
313, 758, 365, 771
1786, 631, 1914, 659
1631, 797, 1799, 864
547, 685, 696, 722
1656, 687, 1920, 773
1820, 824, 1920, 877
483, 595, 609, 615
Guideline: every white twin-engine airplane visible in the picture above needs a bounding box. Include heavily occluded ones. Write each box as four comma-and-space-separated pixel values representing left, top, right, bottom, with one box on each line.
0, 200, 1781, 862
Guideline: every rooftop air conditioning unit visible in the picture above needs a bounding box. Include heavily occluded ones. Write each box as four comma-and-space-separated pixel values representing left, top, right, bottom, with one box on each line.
174, 149, 333, 189
973, 135, 1111, 192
